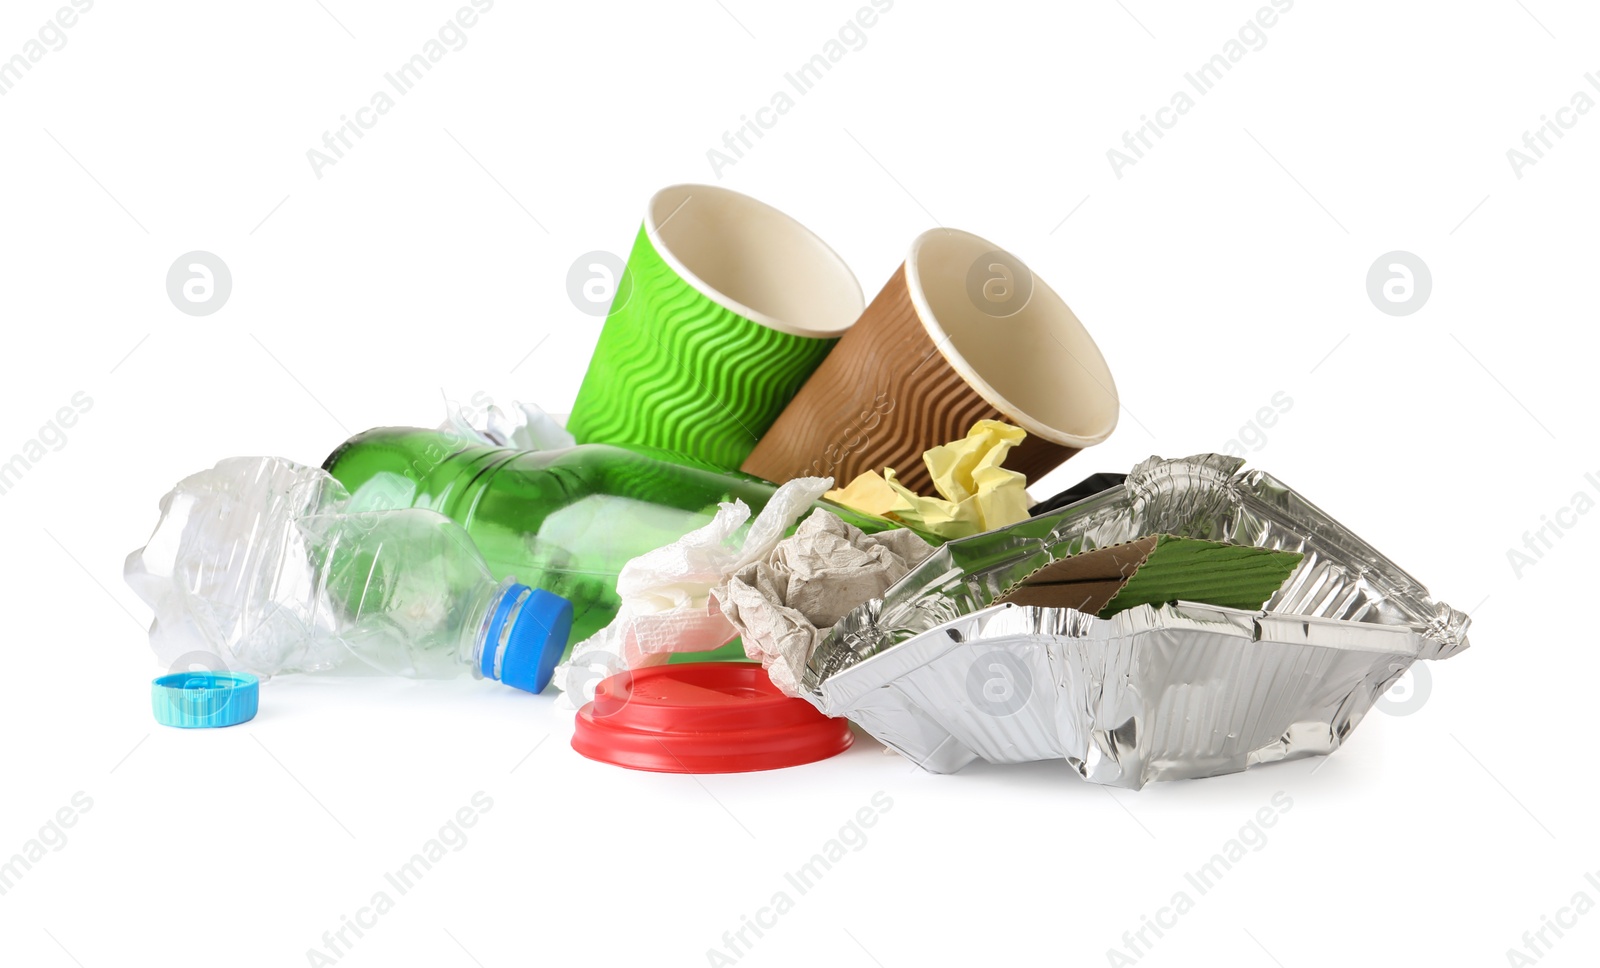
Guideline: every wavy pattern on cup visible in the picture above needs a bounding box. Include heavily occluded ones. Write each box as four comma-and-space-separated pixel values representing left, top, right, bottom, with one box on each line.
743, 265, 1078, 495
568, 226, 839, 470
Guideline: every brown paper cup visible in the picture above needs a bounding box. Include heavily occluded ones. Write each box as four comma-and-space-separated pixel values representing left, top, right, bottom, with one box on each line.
740, 228, 1118, 495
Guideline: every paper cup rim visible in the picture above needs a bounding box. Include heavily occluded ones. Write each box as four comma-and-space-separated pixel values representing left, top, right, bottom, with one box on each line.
644, 184, 865, 339
903, 227, 1120, 448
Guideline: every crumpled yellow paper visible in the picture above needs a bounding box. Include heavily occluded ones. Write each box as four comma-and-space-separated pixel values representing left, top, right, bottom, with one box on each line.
824, 420, 1032, 539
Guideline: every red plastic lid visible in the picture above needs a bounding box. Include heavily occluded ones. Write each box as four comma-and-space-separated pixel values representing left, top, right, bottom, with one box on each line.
571, 662, 853, 773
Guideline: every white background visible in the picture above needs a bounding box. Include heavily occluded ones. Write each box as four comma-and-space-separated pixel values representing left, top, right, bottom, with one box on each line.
0, 1, 1592, 965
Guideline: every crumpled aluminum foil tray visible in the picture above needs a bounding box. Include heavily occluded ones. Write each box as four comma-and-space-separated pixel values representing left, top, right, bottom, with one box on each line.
804, 454, 1471, 787
807, 453, 1470, 691
812, 600, 1453, 788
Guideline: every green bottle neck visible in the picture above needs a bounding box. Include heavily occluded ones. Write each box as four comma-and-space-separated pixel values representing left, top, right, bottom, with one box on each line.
323, 426, 936, 543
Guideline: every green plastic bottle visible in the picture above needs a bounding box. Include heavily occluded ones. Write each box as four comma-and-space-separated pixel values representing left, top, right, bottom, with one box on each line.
322, 428, 914, 651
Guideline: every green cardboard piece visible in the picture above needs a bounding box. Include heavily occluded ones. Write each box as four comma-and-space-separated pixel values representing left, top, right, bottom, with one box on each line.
995, 535, 1304, 617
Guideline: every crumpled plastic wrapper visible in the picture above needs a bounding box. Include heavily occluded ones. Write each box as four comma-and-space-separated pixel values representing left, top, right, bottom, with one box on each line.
825, 420, 1032, 539
811, 600, 1457, 789
808, 453, 1471, 693
440, 394, 574, 452
718, 511, 934, 697
548, 477, 833, 703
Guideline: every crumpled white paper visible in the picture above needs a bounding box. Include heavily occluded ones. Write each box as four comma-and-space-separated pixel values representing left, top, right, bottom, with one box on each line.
549, 477, 834, 704
718, 511, 934, 697
440, 393, 575, 452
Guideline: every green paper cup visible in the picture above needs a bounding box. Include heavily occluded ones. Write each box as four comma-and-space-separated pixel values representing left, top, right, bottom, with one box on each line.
568, 185, 865, 470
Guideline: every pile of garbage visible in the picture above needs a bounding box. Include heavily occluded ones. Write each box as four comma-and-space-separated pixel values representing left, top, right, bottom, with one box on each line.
126, 184, 1469, 787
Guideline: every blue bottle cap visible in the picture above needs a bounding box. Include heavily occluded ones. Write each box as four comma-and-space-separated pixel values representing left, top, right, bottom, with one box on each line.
482, 583, 573, 694
152, 671, 259, 728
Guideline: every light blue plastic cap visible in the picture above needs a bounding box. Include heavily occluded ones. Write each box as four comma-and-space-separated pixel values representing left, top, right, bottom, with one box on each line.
152, 671, 259, 728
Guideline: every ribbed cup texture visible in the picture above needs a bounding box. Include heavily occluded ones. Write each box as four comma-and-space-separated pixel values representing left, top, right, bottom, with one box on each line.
567, 225, 840, 471
741, 264, 1077, 495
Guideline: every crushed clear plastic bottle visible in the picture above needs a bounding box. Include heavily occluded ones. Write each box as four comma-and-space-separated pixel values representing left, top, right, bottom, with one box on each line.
125, 456, 572, 693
